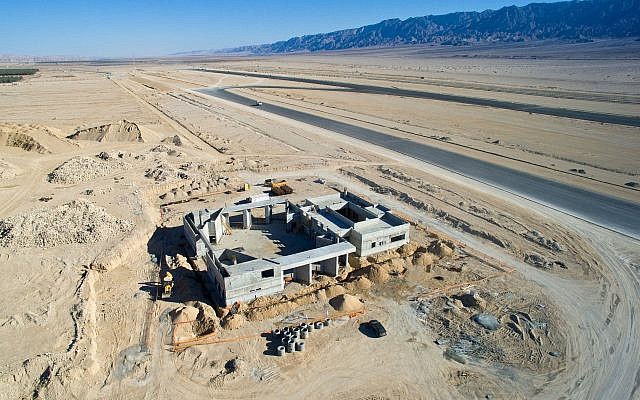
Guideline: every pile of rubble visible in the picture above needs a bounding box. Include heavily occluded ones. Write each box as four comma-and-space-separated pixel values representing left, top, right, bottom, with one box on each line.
47, 154, 131, 184
0, 199, 133, 248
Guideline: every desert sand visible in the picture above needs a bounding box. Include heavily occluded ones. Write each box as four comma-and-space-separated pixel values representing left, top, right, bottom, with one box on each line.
0, 40, 638, 399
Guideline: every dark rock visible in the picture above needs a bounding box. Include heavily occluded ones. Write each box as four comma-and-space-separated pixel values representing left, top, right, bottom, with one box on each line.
472, 313, 500, 331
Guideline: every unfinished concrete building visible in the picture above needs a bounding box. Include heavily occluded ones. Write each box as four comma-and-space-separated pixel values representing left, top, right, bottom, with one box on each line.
183, 191, 410, 306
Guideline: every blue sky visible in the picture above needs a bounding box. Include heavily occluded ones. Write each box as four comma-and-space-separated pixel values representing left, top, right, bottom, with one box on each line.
1, 1, 556, 57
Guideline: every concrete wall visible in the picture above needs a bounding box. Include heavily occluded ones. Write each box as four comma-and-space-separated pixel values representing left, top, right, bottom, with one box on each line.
204, 251, 226, 299
223, 267, 283, 305
358, 224, 410, 257
183, 214, 206, 256
348, 228, 364, 256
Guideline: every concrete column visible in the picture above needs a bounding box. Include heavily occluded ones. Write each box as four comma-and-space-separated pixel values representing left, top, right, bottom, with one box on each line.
265, 205, 272, 224
242, 209, 252, 229
325, 256, 339, 277
294, 264, 312, 284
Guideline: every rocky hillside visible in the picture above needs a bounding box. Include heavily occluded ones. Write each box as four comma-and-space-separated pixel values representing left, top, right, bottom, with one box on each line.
223, 0, 639, 54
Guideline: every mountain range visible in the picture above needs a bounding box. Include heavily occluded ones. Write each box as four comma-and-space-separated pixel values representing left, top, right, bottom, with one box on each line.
199, 0, 640, 55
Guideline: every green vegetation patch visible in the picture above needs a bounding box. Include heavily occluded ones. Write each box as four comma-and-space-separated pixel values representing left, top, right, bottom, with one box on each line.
0, 76, 22, 83
0, 68, 38, 76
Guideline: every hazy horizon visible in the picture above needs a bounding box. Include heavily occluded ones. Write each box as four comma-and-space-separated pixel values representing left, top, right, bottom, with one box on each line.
1, 0, 560, 58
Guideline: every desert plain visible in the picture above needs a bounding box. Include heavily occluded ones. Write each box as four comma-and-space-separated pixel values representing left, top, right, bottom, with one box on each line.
0, 39, 639, 399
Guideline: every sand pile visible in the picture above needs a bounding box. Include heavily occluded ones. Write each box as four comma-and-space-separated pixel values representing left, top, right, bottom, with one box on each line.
161, 135, 183, 146
171, 302, 220, 341
48, 155, 130, 184
0, 199, 133, 248
367, 264, 391, 284
413, 252, 434, 271
324, 285, 347, 298
67, 120, 144, 142
185, 301, 219, 335
0, 130, 50, 153
428, 240, 455, 258
348, 253, 371, 269
170, 306, 199, 342
329, 294, 363, 312
221, 313, 246, 330
342, 276, 373, 292
0, 123, 74, 154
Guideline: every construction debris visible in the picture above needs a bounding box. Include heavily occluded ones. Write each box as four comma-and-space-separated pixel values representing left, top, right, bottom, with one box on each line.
0, 199, 133, 248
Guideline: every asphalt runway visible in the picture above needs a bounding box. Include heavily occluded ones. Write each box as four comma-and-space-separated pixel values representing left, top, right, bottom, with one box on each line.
197, 83, 640, 239
198, 69, 640, 128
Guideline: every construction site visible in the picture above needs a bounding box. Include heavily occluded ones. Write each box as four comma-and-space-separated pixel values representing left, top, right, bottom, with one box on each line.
183, 190, 409, 305
0, 39, 638, 400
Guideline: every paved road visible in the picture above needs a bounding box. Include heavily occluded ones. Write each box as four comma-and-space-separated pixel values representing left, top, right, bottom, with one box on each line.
198, 69, 640, 128
197, 85, 640, 239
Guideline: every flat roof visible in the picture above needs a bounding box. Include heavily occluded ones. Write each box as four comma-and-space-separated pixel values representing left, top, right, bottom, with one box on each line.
224, 241, 356, 276
223, 197, 288, 213
306, 193, 343, 208
308, 208, 352, 234
224, 258, 280, 276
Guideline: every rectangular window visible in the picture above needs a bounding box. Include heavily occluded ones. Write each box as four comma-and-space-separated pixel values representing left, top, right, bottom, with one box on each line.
371, 242, 376, 248
391, 234, 405, 243
261, 269, 275, 278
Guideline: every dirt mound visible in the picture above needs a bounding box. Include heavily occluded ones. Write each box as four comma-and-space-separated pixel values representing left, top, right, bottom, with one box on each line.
161, 135, 183, 146
0, 123, 74, 154
342, 276, 373, 292
413, 252, 434, 270
324, 284, 347, 298
221, 313, 246, 330
246, 301, 297, 321
397, 242, 420, 257
185, 301, 219, 335
386, 257, 407, 275
47, 155, 130, 184
67, 120, 143, 142
0, 130, 49, 153
170, 306, 199, 342
348, 253, 371, 269
367, 264, 391, 284
0, 199, 133, 248
329, 294, 364, 313
428, 240, 455, 258
366, 250, 397, 264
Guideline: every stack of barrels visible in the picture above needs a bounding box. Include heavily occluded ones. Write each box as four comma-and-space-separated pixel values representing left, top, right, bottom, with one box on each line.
273, 319, 332, 356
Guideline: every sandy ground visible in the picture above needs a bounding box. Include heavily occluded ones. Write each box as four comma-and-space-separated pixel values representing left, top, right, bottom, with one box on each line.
0, 40, 638, 399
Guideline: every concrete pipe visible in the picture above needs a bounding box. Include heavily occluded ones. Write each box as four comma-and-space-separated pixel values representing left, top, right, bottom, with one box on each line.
276, 346, 285, 356
281, 337, 289, 345
283, 326, 291, 335
273, 329, 281, 337
301, 328, 308, 339
300, 323, 308, 330
315, 321, 324, 330
324, 318, 331, 327
293, 327, 300, 337
286, 342, 295, 353
295, 342, 305, 352
289, 337, 298, 344
307, 323, 314, 332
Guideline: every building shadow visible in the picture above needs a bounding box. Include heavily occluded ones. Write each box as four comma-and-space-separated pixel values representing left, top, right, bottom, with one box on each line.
147, 225, 186, 261
262, 331, 283, 356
